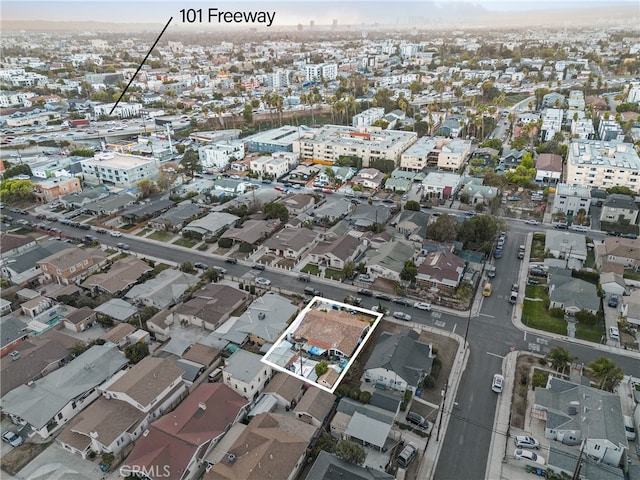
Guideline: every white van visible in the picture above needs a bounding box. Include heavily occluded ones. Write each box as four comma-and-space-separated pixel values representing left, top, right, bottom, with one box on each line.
624, 415, 636, 441
208, 368, 222, 383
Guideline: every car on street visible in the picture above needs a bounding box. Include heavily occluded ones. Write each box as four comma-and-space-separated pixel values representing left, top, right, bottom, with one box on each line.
357, 288, 373, 297
96, 228, 107, 234
393, 298, 413, 306
511, 284, 519, 293
110, 231, 122, 237
2, 431, 23, 447
492, 373, 504, 393
392, 311, 412, 321
297, 274, 311, 282
194, 262, 209, 270
465, 210, 477, 217
514, 449, 545, 465
225, 258, 238, 264
509, 291, 518, 304
414, 302, 432, 311
374, 293, 392, 301
116, 243, 130, 250
255, 277, 271, 286
252, 264, 266, 270
514, 436, 540, 449
525, 219, 539, 225
487, 266, 496, 278
494, 248, 503, 259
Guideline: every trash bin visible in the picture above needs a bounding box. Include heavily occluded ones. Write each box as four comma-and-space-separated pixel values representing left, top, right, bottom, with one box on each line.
525, 464, 533, 473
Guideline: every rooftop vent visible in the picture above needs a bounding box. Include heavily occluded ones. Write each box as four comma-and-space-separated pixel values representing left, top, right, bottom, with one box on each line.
227, 454, 236, 463
199, 402, 206, 411
258, 312, 266, 320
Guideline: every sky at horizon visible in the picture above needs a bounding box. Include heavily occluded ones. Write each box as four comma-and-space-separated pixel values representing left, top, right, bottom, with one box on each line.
2, 0, 638, 25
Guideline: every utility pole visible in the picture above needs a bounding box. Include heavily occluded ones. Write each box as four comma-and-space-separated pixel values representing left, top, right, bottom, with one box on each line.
571, 439, 586, 480
436, 382, 449, 442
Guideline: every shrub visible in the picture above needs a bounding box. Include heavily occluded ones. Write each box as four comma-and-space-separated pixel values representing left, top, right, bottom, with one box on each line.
549, 307, 565, 319
349, 388, 361, 400
358, 391, 371, 404
218, 237, 233, 248
532, 370, 548, 388
423, 375, 436, 388
575, 309, 599, 326
336, 384, 352, 398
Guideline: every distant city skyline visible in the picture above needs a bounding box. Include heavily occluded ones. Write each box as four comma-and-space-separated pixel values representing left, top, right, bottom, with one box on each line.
1, 0, 638, 27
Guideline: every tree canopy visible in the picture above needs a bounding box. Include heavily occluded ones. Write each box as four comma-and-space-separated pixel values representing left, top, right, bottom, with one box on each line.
404, 200, 421, 211
263, 202, 289, 222
0, 179, 35, 204
179, 148, 203, 179
587, 356, 623, 392
334, 440, 366, 466
425, 214, 459, 242
124, 342, 149, 365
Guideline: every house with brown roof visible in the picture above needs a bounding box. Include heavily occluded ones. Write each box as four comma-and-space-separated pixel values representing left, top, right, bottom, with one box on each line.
595, 237, 640, 270
416, 250, 466, 292
57, 357, 188, 459
293, 386, 336, 428
37, 247, 108, 286
535, 153, 563, 184
173, 284, 249, 331
259, 372, 304, 410
308, 234, 366, 270
80, 256, 152, 295
293, 309, 369, 360
204, 412, 317, 480
122, 383, 248, 480
0, 329, 77, 396
0, 232, 36, 255
281, 194, 315, 215
63, 306, 97, 333
220, 218, 282, 246
263, 227, 318, 261
100, 322, 136, 348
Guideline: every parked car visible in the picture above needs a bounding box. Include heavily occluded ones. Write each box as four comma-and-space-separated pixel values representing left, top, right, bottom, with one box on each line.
514, 436, 540, 449
487, 266, 496, 278
116, 243, 130, 250
393, 298, 413, 307
225, 258, 238, 264
609, 326, 620, 340
392, 311, 412, 321
297, 274, 311, 282
374, 293, 392, 301
397, 442, 418, 468
525, 219, 539, 225
2, 431, 23, 447
252, 264, 266, 270
509, 291, 518, 304
608, 295, 619, 308
494, 248, 503, 259
492, 374, 504, 393
511, 284, 519, 293
357, 288, 373, 297
514, 449, 545, 465
255, 277, 271, 286
194, 262, 209, 270
414, 302, 432, 311
406, 412, 429, 429
110, 231, 123, 237
96, 228, 107, 234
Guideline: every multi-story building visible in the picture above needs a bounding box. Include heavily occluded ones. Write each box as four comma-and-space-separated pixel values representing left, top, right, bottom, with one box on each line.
33, 177, 81, 203
305, 63, 338, 82
294, 125, 417, 168
92, 101, 142, 119
570, 117, 595, 140
80, 152, 158, 188
37, 247, 108, 286
198, 141, 245, 170
551, 183, 591, 218
598, 120, 625, 141
352, 107, 385, 127
250, 152, 297, 179
567, 90, 585, 111
540, 108, 563, 141
565, 140, 640, 190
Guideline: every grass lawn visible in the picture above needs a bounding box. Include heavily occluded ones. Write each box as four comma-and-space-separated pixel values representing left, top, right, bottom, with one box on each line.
148, 231, 175, 242
136, 228, 151, 237
173, 237, 197, 248
522, 299, 568, 335
576, 322, 604, 343
624, 268, 640, 281
324, 267, 344, 280
120, 223, 137, 230
584, 248, 596, 269
301, 263, 320, 275
525, 284, 547, 298
530, 233, 546, 260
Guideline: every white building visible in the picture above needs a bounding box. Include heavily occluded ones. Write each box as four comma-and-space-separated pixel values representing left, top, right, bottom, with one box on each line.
598, 120, 625, 142
305, 63, 338, 82
436, 138, 472, 171
552, 183, 591, 218
198, 141, 245, 170
294, 125, 417, 168
223, 349, 272, 402
627, 81, 640, 103
250, 152, 297, 178
540, 108, 563, 141
81, 152, 158, 188
352, 107, 385, 127
570, 117, 595, 140
93, 101, 142, 119
565, 140, 640, 190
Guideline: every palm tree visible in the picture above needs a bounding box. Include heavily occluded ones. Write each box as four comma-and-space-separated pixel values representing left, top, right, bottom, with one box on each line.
587, 356, 623, 392
545, 347, 576, 376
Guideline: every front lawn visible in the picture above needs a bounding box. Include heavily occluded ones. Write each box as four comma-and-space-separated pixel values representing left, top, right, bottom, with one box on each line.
148, 231, 175, 242
522, 298, 568, 335
136, 228, 151, 237
324, 267, 344, 280
575, 321, 604, 343
301, 263, 320, 275
623, 268, 640, 281
173, 237, 197, 248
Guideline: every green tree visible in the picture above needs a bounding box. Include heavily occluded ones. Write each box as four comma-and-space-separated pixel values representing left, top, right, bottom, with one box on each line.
180, 261, 195, 273
243, 103, 253, 124
124, 342, 149, 365
137, 179, 158, 199
203, 268, 221, 283
335, 440, 366, 466
139, 306, 159, 323
607, 186, 636, 196
2, 163, 33, 178
315, 360, 329, 377
457, 215, 500, 254
343, 260, 356, 280
263, 202, 289, 222
69, 148, 95, 157
545, 346, 576, 375
179, 148, 202, 180
587, 356, 623, 392
426, 214, 459, 242
0, 179, 35, 204
404, 200, 420, 211
400, 258, 418, 284
68, 341, 90, 357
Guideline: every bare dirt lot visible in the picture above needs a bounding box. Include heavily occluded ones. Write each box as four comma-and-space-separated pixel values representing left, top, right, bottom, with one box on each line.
1, 442, 50, 476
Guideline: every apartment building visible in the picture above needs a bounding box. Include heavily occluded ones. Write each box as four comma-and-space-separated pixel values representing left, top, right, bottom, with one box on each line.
570, 117, 596, 140
352, 107, 385, 127
198, 141, 245, 170
565, 140, 640, 190
304, 63, 338, 82
80, 152, 158, 188
37, 247, 108, 286
92, 101, 142, 119
598, 120, 625, 142
540, 108, 563, 141
250, 152, 297, 178
294, 125, 417, 168
33, 177, 81, 203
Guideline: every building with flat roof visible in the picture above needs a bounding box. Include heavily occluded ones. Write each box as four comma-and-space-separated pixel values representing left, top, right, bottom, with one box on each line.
80, 152, 158, 188
243, 125, 302, 153
565, 140, 640, 190
33, 176, 81, 203
294, 125, 417, 168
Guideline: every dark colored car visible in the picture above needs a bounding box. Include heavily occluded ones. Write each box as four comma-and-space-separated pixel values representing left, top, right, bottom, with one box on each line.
252, 264, 266, 270
374, 293, 392, 301
357, 288, 373, 297
225, 258, 238, 264
96, 228, 107, 234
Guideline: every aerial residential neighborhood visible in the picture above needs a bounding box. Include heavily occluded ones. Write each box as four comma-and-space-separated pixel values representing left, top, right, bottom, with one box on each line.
1, 2, 640, 480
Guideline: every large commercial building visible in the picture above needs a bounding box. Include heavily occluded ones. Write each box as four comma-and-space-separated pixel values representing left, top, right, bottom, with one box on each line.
565, 140, 640, 190
294, 125, 417, 168
80, 152, 158, 188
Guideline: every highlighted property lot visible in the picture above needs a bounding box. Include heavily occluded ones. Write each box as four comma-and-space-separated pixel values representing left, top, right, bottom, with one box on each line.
261, 297, 383, 393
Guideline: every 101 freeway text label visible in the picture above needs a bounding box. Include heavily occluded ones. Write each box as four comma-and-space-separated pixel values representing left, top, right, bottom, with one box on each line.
180, 8, 276, 27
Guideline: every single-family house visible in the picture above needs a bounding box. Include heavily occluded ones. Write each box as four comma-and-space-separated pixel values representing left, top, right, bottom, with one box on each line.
348, 204, 391, 230
125, 269, 199, 309
331, 397, 395, 452
308, 234, 366, 270
281, 194, 315, 215
552, 183, 591, 219
220, 218, 282, 246
37, 247, 108, 286
173, 284, 249, 331
421, 171, 463, 201
363, 329, 433, 393
223, 349, 273, 402
234, 293, 297, 346
352, 168, 385, 190
307, 451, 395, 480
94, 298, 139, 323
416, 250, 466, 292
148, 203, 206, 232
595, 237, 640, 270
100, 322, 136, 348
535, 153, 563, 184
545, 231, 588, 269
600, 194, 639, 225
1, 344, 128, 440
548, 268, 600, 315
293, 386, 336, 428
622, 298, 640, 327
263, 227, 318, 261
181, 212, 240, 239
394, 210, 430, 240
120, 198, 175, 225
0, 238, 70, 287
365, 239, 415, 282
80, 256, 152, 295
532, 376, 628, 468
599, 271, 627, 297
63, 306, 97, 333
459, 178, 500, 205
0, 316, 28, 358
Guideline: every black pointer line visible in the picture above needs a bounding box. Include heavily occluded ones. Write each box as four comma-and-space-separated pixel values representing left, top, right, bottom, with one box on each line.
109, 16, 173, 115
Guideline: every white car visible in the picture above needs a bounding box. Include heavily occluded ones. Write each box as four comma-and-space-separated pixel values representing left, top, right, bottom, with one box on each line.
255, 277, 271, 286
492, 374, 504, 393
609, 326, 620, 340
514, 448, 545, 465
414, 302, 432, 311
2, 431, 23, 447
109, 231, 122, 237
525, 219, 539, 225
514, 435, 540, 449
392, 311, 412, 321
